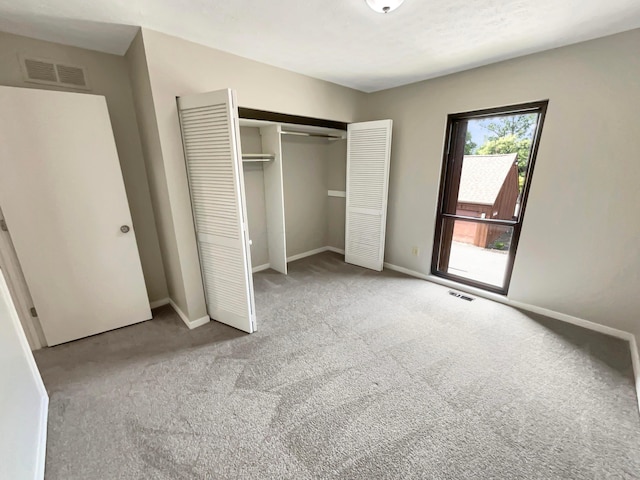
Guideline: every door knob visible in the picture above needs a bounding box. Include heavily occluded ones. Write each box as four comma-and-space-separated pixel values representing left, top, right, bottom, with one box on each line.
120, 225, 130, 233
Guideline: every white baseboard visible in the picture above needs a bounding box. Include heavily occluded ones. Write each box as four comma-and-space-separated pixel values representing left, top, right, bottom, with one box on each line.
149, 297, 170, 309
383, 261, 640, 413
507, 298, 633, 341
630, 335, 640, 414
286, 246, 345, 263
36, 394, 48, 480
168, 299, 210, 330
187, 315, 211, 329
384, 262, 631, 338
383, 262, 429, 279
327, 190, 346, 198
252, 263, 271, 273
287, 247, 331, 263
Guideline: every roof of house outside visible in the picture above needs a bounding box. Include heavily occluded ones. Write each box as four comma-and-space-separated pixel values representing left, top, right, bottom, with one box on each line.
458, 153, 518, 205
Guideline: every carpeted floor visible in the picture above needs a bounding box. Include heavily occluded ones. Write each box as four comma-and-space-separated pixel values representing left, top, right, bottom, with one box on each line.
35, 252, 640, 479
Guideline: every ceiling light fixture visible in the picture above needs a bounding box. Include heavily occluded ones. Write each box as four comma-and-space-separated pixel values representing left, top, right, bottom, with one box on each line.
365, 0, 405, 14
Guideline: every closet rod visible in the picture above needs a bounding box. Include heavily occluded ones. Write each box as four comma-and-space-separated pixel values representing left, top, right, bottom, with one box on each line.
280, 130, 345, 140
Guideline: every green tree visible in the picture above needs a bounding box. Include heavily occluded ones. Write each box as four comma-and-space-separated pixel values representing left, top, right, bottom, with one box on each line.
476, 134, 531, 188
476, 114, 537, 190
480, 114, 537, 141
464, 131, 477, 155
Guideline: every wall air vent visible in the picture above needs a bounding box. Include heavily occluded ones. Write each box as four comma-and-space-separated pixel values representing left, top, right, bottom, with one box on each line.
23, 58, 57, 83
55, 64, 87, 87
20, 55, 90, 90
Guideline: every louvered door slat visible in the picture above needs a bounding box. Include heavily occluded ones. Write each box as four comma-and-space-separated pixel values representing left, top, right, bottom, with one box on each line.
178, 89, 256, 333
345, 120, 393, 271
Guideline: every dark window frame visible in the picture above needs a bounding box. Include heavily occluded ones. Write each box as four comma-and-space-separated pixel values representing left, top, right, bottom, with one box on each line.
431, 100, 548, 295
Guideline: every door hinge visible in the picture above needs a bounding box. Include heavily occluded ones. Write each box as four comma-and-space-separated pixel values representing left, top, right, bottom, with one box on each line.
0, 219, 7, 232
30, 307, 38, 317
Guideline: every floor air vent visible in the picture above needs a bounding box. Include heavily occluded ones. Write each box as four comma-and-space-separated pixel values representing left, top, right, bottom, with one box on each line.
21, 56, 90, 90
449, 290, 475, 301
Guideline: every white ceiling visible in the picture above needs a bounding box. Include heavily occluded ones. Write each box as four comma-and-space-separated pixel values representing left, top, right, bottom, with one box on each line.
1, 0, 639, 92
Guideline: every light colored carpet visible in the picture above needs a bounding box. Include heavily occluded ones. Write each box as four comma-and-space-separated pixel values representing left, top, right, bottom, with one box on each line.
35, 252, 640, 479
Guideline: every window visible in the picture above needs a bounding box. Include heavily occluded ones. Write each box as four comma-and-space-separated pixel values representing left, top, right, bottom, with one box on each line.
431, 101, 548, 294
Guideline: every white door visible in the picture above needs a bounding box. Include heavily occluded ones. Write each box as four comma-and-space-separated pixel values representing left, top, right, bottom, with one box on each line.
177, 89, 256, 333
0, 86, 151, 346
345, 120, 393, 271
0, 271, 47, 480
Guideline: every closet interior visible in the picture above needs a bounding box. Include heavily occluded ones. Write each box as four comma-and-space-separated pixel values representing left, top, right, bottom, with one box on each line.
239, 119, 348, 275
177, 89, 392, 333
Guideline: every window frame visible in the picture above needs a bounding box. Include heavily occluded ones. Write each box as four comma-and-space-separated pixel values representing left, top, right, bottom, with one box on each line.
431, 100, 549, 295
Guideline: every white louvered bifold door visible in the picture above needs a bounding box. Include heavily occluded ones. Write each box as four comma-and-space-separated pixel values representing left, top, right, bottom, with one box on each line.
177, 89, 256, 333
345, 120, 393, 271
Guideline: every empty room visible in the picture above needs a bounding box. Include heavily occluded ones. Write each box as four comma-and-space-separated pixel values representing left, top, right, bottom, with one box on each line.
1, 1, 639, 478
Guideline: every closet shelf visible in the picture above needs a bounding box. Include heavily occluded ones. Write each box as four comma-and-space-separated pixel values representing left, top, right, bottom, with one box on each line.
281, 130, 345, 140
242, 153, 275, 162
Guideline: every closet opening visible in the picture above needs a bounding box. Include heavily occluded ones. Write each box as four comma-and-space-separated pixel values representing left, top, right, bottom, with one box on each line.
177, 89, 393, 333
238, 118, 348, 276
431, 100, 548, 294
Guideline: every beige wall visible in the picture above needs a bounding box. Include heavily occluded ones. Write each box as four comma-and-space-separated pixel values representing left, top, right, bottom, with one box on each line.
282, 137, 329, 257
126, 25, 639, 342
362, 29, 640, 339
0, 31, 168, 304
241, 128, 346, 266
137, 28, 364, 320
126, 31, 187, 312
